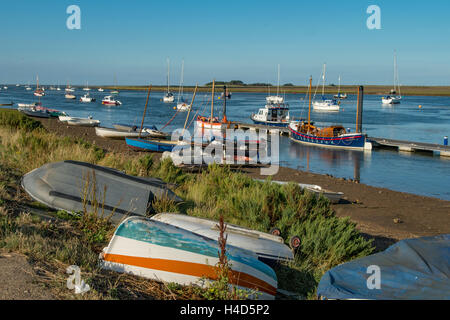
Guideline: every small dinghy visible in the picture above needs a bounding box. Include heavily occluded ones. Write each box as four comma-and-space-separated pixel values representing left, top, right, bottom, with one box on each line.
112, 123, 168, 138
67, 118, 100, 127
21, 161, 182, 223
151, 213, 294, 264
95, 127, 150, 139
17, 102, 41, 108
255, 179, 343, 204
20, 108, 50, 118
100, 216, 278, 299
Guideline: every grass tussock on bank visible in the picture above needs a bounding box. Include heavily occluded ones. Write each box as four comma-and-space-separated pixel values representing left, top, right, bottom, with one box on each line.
0, 110, 374, 300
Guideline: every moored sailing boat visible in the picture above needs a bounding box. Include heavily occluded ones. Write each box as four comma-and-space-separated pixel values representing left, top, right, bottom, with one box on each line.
312, 64, 340, 112
382, 51, 402, 105
34, 76, 45, 97
163, 58, 174, 103
289, 77, 366, 150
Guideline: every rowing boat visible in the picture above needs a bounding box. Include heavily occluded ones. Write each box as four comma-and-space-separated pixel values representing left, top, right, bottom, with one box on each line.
21, 161, 182, 223
100, 216, 278, 299
95, 127, 150, 139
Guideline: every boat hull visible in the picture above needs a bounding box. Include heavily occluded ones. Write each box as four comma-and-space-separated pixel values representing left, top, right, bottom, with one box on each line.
151, 213, 293, 264
289, 125, 365, 150
250, 116, 289, 128
95, 127, 150, 139
21, 161, 181, 224
100, 216, 278, 299
126, 138, 181, 152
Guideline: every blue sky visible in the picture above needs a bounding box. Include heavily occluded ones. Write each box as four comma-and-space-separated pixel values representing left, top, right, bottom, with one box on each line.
1, 0, 449, 86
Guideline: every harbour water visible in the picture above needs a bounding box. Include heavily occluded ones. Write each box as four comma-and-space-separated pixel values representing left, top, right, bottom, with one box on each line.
1, 87, 449, 200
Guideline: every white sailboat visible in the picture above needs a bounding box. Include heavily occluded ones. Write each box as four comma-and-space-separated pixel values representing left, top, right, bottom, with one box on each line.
163, 58, 174, 103
382, 51, 402, 105
176, 60, 191, 111
34, 76, 45, 97
333, 75, 347, 99
83, 81, 91, 91
266, 64, 284, 104
312, 64, 340, 112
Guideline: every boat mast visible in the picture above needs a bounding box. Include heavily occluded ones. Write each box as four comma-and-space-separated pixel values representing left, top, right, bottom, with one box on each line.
307, 76, 312, 132
322, 64, 326, 97
210, 80, 215, 124
178, 60, 184, 103
139, 85, 152, 138
337, 75, 341, 96
167, 58, 170, 93
276, 64, 280, 97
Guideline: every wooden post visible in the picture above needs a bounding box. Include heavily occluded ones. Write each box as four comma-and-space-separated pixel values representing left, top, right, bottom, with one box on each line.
210, 80, 215, 124
222, 85, 227, 123
307, 76, 312, 132
356, 86, 364, 133
139, 85, 152, 138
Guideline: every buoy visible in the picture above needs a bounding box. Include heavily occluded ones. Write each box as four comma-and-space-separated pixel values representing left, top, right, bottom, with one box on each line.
419, 105, 422, 109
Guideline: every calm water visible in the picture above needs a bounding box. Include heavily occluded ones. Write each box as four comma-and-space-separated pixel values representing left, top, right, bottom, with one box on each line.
1, 86, 449, 200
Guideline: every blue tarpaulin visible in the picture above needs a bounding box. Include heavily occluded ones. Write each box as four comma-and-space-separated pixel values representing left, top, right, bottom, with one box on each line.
317, 234, 450, 300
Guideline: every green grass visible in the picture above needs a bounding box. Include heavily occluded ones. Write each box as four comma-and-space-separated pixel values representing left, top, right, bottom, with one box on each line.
0, 109, 375, 299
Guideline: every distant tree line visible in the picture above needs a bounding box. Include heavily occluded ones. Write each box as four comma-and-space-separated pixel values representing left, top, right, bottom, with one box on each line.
205, 80, 296, 87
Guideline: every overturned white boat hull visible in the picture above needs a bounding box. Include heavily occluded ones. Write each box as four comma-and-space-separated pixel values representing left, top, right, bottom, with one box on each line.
100, 216, 278, 299
95, 127, 150, 139
21, 161, 182, 223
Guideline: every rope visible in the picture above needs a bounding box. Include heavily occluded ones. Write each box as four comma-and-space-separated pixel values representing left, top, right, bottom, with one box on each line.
160, 108, 182, 130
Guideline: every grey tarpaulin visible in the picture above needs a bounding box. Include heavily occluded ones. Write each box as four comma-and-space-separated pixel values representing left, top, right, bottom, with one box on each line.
317, 234, 450, 300
22, 160, 182, 223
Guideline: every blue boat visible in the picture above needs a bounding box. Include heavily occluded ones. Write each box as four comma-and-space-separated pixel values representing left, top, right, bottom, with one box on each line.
125, 137, 181, 152
289, 77, 366, 151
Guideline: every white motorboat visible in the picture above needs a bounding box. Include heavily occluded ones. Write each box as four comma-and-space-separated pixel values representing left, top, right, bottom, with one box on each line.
80, 94, 96, 103
176, 102, 191, 111
251, 103, 290, 127
65, 93, 76, 99
102, 95, 122, 106
98, 88, 104, 92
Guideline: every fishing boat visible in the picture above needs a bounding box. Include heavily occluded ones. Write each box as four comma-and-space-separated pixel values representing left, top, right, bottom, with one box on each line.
175, 60, 191, 111
163, 58, 175, 103
313, 64, 340, 112
151, 213, 294, 264
80, 94, 96, 103
266, 64, 284, 104
382, 51, 402, 105
102, 95, 122, 106
99, 216, 278, 299
333, 76, 347, 100
22, 161, 181, 224
195, 81, 227, 134
289, 77, 366, 150
95, 127, 151, 139
251, 102, 290, 127
34, 76, 45, 97
65, 82, 75, 93
65, 93, 76, 99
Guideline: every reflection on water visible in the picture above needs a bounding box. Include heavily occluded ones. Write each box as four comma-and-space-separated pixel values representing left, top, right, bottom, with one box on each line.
1, 87, 449, 200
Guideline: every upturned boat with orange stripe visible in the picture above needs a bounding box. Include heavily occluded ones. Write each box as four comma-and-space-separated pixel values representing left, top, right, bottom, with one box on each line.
99, 216, 278, 299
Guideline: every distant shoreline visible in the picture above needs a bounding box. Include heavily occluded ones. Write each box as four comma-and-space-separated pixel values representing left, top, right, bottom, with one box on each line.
65, 85, 450, 97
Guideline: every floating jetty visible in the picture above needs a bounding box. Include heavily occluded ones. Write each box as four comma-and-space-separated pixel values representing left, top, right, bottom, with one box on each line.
368, 137, 450, 157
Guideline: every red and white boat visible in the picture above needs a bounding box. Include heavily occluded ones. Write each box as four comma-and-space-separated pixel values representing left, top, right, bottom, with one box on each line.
102, 95, 122, 106
34, 76, 45, 97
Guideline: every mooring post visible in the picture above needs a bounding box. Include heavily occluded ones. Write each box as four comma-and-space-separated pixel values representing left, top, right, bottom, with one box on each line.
356, 86, 364, 133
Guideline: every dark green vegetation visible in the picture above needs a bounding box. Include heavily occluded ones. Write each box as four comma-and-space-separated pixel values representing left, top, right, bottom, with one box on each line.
0, 110, 374, 299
